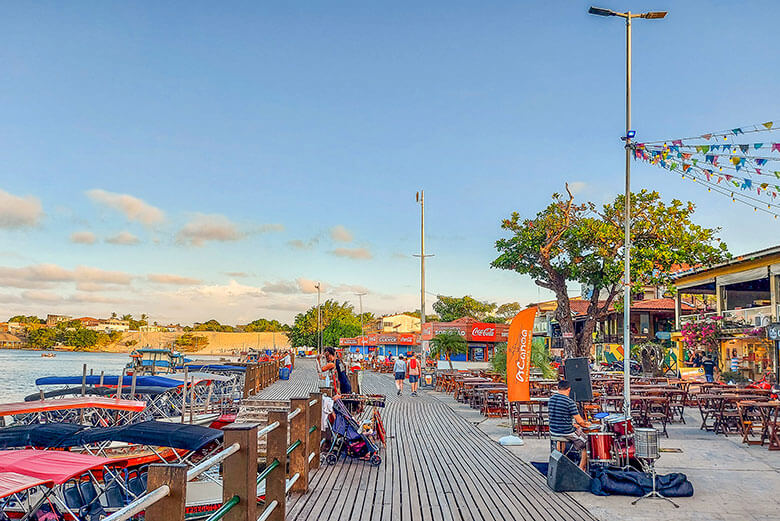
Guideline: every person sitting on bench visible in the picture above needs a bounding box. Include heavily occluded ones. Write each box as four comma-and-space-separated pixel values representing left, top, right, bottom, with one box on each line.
548, 379, 591, 471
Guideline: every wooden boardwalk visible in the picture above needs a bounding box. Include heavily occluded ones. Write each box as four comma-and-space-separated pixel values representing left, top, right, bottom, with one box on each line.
254, 360, 595, 521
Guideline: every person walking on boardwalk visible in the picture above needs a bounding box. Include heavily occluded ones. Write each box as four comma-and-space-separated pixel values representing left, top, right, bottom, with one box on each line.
321, 347, 352, 395
393, 354, 406, 395
407, 354, 421, 396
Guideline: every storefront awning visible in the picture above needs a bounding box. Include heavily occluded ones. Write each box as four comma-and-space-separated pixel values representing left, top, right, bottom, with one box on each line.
770, 263, 780, 275
677, 277, 715, 291
716, 267, 769, 287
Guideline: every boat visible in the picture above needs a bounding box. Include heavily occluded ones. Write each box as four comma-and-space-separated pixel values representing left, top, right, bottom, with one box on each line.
40, 352, 56, 358
127, 347, 189, 375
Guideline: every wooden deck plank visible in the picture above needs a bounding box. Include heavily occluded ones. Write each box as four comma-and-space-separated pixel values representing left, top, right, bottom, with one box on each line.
256, 360, 596, 521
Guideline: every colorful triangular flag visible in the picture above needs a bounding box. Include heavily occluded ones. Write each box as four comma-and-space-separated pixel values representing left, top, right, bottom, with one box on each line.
763, 122, 774, 129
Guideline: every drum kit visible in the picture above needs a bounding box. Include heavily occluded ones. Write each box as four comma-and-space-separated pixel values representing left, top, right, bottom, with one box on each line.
584, 413, 636, 467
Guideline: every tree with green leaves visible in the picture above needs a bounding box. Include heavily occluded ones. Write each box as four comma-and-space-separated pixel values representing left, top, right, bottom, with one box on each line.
8, 315, 42, 324
244, 318, 290, 333
495, 302, 522, 321
288, 300, 367, 348
491, 339, 556, 379
492, 186, 729, 358
194, 319, 235, 332
429, 331, 468, 370
432, 295, 497, 322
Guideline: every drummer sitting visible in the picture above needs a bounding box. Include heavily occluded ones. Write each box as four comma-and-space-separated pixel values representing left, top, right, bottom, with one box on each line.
549, 380, 591, 471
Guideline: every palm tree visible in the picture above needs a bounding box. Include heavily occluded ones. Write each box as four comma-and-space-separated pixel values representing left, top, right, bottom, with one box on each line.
429, 331, 467, 371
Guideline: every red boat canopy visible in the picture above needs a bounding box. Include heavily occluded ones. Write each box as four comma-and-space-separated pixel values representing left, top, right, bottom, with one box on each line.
0, 397, 146, 417
0, 471, 53, 499
0, 450, 127, 484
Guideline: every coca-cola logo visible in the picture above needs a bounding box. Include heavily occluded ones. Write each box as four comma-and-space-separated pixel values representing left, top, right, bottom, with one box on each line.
471, 326, 496, 337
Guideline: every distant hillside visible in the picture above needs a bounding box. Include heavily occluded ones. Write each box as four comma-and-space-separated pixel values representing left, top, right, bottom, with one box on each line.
105, 331, 290, 355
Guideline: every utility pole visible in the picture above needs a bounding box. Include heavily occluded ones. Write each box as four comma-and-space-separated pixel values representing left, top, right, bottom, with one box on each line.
315, 282, 322, 353
414, 191, 434, 357
356, 292, 367, 353
588, 6, 667, 419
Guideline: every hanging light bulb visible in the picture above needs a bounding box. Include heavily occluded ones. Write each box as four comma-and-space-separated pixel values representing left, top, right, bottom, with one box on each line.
708, 188, 711, 192
755, 207, 758, 212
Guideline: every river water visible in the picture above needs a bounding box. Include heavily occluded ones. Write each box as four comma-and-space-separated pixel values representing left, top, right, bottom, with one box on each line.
0, 350, 131, 402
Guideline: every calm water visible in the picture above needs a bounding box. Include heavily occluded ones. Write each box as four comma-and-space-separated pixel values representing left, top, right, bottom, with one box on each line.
0, 350, 130, 402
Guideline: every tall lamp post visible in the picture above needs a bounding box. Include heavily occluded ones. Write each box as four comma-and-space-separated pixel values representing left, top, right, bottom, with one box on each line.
414, 191, 434, 358
588, 6, 667, 419
315, 281, 322, 353
356, 292, 367, 353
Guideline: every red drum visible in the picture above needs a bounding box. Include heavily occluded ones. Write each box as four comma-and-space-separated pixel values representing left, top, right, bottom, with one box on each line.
606, 415, 634, 436
588, 432, 614, 462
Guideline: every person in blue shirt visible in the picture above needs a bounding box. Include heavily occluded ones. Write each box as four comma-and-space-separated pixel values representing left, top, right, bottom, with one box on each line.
548, 380, 591, 471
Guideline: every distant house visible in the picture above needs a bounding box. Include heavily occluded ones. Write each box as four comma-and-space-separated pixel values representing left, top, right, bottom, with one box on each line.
139, 325, 166, 332
46, 314, 72, 327
76, 317, 100, 328
366, 314, 422, 334
0, 332, 23, 348
87, 318, 130, 333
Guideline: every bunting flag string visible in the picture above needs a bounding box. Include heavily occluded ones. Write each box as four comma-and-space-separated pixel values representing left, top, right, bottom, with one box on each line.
640, 121, 778, 145
634, 120, 780, 219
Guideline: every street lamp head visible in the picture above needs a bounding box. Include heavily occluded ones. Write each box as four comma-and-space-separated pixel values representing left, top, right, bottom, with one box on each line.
642, 11, 667, 19
588, 6, 616, 16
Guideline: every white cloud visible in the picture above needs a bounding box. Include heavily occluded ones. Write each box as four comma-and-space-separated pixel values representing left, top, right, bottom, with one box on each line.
288, 238, 319, 250
330, 247, 373, 260
262, 281, 298, 294
106, 231, 140, 245
0, 189, 43, 229
0, 264, 133, 290
147, 273, 202, 285
568, 181, 587, 195
177, 214, 243, 246
225, 271, 250, 278
86, 189, 165, 226
70, 231, 97, 244
330, 225, 354, 243
297, 278, 326, 294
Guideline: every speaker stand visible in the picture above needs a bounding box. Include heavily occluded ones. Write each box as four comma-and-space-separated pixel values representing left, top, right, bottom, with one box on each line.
631, 460, 679, 508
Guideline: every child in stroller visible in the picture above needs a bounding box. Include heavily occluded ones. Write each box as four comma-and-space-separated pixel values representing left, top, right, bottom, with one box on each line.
325, 398, 382, 466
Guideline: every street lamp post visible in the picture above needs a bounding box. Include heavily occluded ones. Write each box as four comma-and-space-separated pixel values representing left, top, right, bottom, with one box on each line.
315, 282, 322, 353
414, 191, 434, 357
356, 292, 367, 352
588, 6, 667, 419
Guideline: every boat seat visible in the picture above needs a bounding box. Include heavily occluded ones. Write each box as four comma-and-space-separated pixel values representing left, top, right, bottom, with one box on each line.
140, 471, 148, 491
79, 481, 98, 505
63, 482, 84, 509
104, 482, 125, 508
127, 475, 144, 497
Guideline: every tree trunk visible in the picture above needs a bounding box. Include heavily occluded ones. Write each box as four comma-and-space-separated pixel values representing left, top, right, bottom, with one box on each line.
447, 353, 453, 371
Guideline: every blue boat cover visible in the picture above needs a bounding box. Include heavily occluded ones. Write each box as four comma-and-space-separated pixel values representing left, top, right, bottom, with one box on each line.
35, 376, 182, 388
0, 421, 223, 452
0, 423, 87, 449
183, 364, 246, 373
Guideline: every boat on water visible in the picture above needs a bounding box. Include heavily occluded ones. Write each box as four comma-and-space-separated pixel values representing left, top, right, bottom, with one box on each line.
0, 422, 275, 520
40, 352, 56, 358
127, 347, 188, 375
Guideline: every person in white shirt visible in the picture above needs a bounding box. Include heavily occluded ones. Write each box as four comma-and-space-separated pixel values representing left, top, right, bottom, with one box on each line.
393, 355, 407, 396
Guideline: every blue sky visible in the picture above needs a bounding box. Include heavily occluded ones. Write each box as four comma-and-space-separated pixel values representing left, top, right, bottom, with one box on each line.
1, 1, 778, 325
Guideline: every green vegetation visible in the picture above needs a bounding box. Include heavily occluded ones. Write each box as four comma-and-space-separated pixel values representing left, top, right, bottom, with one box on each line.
491, 339, 557, 379
493, 187, 729, 358
26, 322, 103, 350
193, 319, 235, 332
429, 331, 468, 371
433, 295, 497, 322
244, 318, 290, 332
174, 333, 209, 352
288, 300, 372, 347
8, 315, 43, 324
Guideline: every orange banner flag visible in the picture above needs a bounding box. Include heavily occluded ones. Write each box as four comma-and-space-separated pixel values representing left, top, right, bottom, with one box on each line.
507, 308, 537, 402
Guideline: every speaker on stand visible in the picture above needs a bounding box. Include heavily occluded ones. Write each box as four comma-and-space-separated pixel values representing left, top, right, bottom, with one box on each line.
564, 357, 593, 402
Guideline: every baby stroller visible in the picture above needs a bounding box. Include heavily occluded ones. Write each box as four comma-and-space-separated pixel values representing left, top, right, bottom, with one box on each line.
325, 398, 382, 466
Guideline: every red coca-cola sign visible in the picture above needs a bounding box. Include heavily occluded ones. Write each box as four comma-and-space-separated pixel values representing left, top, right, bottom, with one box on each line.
470, 324, 497, 341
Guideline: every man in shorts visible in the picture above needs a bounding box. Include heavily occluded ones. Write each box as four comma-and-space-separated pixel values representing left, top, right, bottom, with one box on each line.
548, 380, 591, 471
393, 355, 406, 395
407, 354, 421, 396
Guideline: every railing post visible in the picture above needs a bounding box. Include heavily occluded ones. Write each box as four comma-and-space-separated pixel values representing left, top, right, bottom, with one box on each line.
289, 398, 309, 493
223, 423, 259, 521
145, 464, 187, 521
266, 410, 288, 521
308, 392, 322, 471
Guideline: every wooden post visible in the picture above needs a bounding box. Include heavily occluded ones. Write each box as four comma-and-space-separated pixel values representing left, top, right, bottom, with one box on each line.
349, 372, 359, 394
265, 410, 288, 521
145, 464, 187, 521
223, 423, 258, 521
308, 392, 322, 470
289, 398, 309, 493
243, 367, 250, 399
